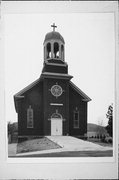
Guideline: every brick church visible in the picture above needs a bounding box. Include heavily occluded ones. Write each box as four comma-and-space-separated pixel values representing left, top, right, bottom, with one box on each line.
14, 24, 91, 138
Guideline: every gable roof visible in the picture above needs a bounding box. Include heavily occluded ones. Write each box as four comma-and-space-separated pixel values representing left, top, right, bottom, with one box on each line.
14, 78, 41, 98
69, 81, 91, 102
14, 78, 42, 113
14, 78, 91, 113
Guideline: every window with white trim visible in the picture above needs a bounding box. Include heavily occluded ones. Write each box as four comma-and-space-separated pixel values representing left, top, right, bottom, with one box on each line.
27, 105, 33, 128
73, 108, 79, 128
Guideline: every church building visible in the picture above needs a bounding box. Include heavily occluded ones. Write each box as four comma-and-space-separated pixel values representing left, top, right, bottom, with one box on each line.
14, 24, 91, 138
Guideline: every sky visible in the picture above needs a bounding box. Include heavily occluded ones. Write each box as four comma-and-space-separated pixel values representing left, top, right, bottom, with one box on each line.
4, 13, 115, 126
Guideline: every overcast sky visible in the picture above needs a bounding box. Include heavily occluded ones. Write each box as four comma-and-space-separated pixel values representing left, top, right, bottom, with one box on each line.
4, 13, 114, 126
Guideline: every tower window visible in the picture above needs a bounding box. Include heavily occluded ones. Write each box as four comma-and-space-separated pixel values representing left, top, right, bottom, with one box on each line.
54, 42, 59, 58
27, 105, 33, 128
47, 43, 51, 58
61, 45, 64, 60
73, 108, 79, 128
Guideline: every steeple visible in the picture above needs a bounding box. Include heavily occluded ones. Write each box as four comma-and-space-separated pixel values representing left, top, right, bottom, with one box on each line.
43, 24, 65, 61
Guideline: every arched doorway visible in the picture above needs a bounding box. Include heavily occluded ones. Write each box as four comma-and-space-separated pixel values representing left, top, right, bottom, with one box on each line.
51, 111, 63, 135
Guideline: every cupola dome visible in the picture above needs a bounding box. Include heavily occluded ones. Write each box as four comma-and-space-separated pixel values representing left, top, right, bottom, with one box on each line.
44, 31, 65, 44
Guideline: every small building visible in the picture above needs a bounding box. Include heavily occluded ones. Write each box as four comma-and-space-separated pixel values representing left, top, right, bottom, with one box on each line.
14, 24, 91, 138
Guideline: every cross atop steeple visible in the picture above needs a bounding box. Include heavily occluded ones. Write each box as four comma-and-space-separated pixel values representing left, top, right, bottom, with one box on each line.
51, 23, 57, 32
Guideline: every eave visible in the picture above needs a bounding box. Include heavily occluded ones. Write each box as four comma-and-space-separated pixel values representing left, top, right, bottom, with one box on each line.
40, 72, 73, 80
45, 62, 67, 67
69, 81, 91, 102
14, 78, 41, 113
14, 78, 41, 98
45, 59, 68, 67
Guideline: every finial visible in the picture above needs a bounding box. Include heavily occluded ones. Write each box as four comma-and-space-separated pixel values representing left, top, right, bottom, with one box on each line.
51, 23, 57, 32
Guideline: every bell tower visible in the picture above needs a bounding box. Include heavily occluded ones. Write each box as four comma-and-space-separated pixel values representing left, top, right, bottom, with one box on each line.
43, 23, 65, 61
42, 24, 68, 74
41, 24, 73, 135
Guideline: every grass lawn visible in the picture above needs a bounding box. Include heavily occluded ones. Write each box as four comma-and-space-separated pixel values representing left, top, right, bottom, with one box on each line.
17, 137, 61, 153
9, 137, 113, 158
16, 150, 113, 157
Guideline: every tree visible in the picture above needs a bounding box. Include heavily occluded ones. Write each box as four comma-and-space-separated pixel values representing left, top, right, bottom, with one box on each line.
7, 121, 18, 136
97, 118, 106, 139
106, 104, 113, 137
8, 121, 12, 136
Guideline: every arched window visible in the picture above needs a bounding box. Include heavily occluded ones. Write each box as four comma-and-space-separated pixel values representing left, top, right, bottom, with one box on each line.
51, 109, 62, 119
73, 107, 79, 128
51, 112, 62, 119
27, 105, 33, 128
61, 45, 64, 60
54, 42, 59, 58
47, 43, 51, 58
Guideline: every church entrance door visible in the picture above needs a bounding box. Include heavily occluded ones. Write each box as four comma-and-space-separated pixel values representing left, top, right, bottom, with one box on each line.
51, 119, 62, 135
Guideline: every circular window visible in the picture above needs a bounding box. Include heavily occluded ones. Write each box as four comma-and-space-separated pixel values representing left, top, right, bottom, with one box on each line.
51, 85, 63, 97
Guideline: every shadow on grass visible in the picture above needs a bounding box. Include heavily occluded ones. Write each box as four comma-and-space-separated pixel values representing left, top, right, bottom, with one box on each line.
17, 137, 61, 154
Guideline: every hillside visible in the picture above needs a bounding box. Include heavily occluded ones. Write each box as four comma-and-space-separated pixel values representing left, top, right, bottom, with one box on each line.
87, 123, 107, 133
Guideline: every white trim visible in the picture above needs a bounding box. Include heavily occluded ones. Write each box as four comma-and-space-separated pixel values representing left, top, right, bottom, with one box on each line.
50, 103, 63, 106
45, 61, 67, 67
51, 84, 63, 97
73, 110, 79, 128
51, 112, 62, 119
41, 72, 73, 78
27, 106, 34, 128
51, 118, 62, 135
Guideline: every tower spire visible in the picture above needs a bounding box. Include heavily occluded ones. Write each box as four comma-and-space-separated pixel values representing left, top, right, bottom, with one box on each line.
51, 23, 57, 32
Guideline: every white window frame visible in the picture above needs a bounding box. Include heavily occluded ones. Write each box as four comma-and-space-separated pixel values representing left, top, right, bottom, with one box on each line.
27, 105, 34, 128
73, 109, 79, 128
